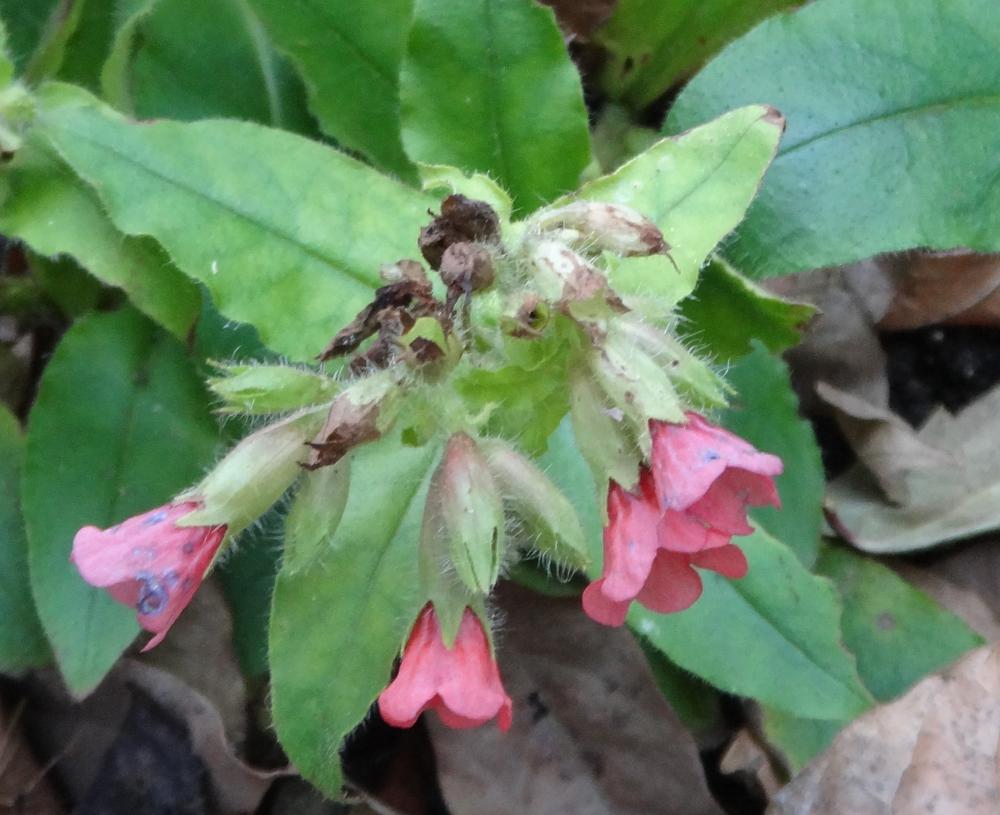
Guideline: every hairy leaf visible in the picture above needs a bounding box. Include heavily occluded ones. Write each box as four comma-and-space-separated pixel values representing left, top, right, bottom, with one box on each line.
400, 0, 591, 211
36, 83, 435, 360
23, 309, 218, 695
667, 0, 1000, 277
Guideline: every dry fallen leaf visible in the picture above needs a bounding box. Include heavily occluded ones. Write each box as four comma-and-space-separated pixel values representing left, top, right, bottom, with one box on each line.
720, 728, 783, 801
879, 252, 1000, 330
141, 579, 248, 748
428, 584, 722, 815
766, 260, 894, 410
827, 383, 1000, 553
770, 642, 1000, 815
816, 381, 952, 505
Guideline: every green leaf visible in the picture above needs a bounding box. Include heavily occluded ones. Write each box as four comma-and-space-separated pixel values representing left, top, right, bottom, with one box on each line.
57, 0, 117, 90
102, 0, 311, 129
821, 546, 982, 701
764, 545, 983, 770
0, 137, 200, 339
542, 419, 870, 720
0, 405, 50, 674
563, 105, 783, 309
23, 309, 219, 695
0, 16, 14, 85
678, 258, 814, 359
1, 0, 83, 84
631, 528, 871, 720
595, 0, 799, 110
270, 433, 437, 797
36, 83, 436, 361
216, 514, 283, 679
720, 344, 824, 567
0, 0, 57, 75
666, 0, 1000, 278
399, 0, 591, 212
246, 0, 414, 178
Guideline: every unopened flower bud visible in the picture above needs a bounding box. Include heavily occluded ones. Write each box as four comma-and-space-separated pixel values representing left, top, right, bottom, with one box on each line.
432, 433, 505, 595
533, 201, 668, 257
282, 459, 351, 574
207, 363, 338, 415
481, 439, 589, 570
178, 407, 326, 535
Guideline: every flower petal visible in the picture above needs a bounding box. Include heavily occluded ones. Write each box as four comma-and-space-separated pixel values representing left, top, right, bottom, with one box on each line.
636, 551, 703, 614
582, 579, 632, 626
378, 606, 448, 728
600, 479, 662, 601
650, 413, 782, 511
437, 611, 513, 729
691, 544, 748, 580
71, 502, 226, 650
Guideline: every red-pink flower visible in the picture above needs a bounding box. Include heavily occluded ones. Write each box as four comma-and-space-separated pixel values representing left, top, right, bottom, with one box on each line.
71, 502, 226, 650
583, 414, 782, 626
379, 605, 513, 731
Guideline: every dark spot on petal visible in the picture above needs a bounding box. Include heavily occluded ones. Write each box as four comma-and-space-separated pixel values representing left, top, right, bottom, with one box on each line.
181, 578, 193, 590
136, 576, 168, 616
702, 450, 721, 462
162, 570, 179, 587
182, 541, 196, 555
141, 511, 168, 527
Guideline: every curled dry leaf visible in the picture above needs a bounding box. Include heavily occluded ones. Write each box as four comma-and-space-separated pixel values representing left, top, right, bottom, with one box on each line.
827, 383, 1000, 553
428, 585, 722, 815
766, 260, 894, 410
816, 381, 952, 505
770, 642, 1000, 815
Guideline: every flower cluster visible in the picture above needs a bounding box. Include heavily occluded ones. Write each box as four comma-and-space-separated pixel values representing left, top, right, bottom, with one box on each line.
583, 414, 783, 627
69, 195, 784, 739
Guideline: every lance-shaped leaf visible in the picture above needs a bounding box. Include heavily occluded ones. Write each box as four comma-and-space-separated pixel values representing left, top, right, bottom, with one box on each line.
667, 0, 1000, 277
34, 83, 436, 361
246, 0, 414, 177
0, 138, 200, 339
721, 344, 825, 567
270, 434, 437, 797
0, 405, 50, 674
399, 0, 591, 212
552, 105, 783, 310
542, 419, 872, 721
23, 309, 218, 695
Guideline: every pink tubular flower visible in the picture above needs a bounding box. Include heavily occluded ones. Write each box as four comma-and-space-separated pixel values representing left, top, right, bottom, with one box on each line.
583, 414, 782, 627
379, 605, 513, 731
71, 502, 226, 650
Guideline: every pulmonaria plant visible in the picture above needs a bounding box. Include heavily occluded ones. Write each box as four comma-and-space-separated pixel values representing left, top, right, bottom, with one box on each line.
71, 187, 782, 748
